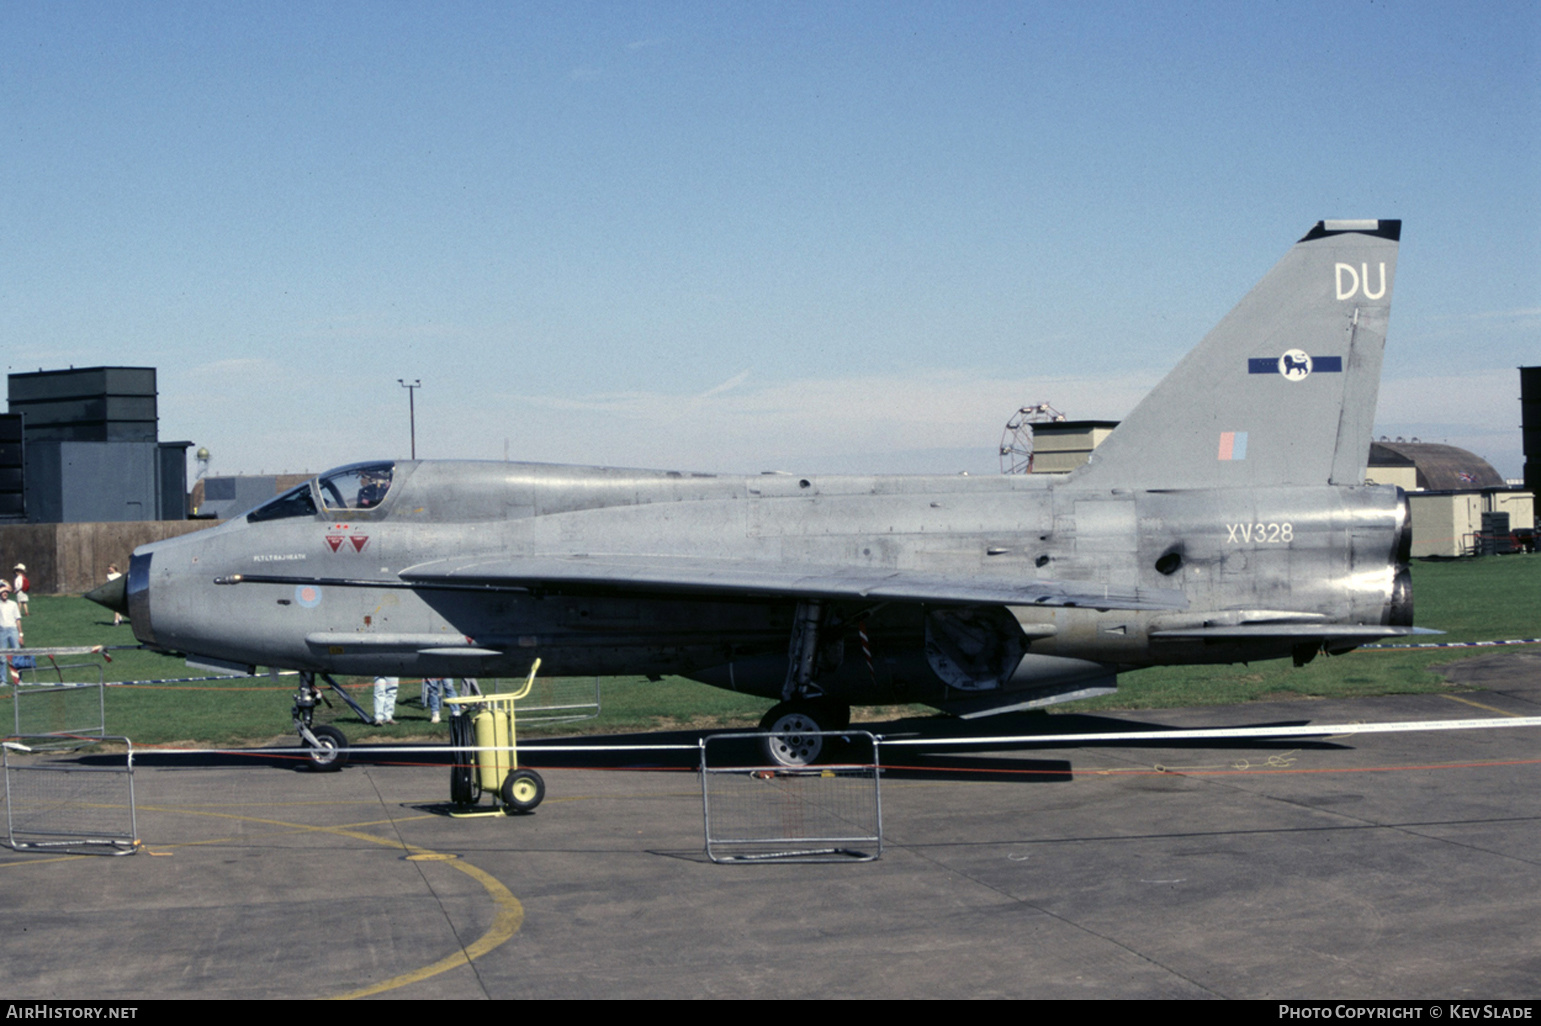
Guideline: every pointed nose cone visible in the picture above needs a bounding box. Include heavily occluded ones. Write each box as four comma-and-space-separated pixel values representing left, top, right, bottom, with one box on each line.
86, 574, 129, 617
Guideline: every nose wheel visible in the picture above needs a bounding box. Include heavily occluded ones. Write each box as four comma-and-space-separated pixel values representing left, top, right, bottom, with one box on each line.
292, 672, 356, 771
301, 724, 349, 771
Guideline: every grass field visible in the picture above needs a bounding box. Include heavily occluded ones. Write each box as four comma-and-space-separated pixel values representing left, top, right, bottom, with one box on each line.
1073, 554, 1541, 711
2, 554, 1537, 747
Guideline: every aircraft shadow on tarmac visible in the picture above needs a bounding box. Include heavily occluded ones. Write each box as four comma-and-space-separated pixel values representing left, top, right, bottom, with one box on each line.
97, 709, 1347, 784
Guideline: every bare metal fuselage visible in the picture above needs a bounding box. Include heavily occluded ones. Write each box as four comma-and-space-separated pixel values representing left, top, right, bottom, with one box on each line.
126, 460, 1410, 713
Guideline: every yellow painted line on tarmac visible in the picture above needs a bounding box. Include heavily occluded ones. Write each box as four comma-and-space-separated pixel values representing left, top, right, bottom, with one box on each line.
133, 805, 431, 834
2, 784, 690, 989
9, 801, 525, 998
137, 805, 525, 998
174, 806, 525, 999
331, 856, 523, 1000
1443, 694, 1524, 717
6, 811, 429, 859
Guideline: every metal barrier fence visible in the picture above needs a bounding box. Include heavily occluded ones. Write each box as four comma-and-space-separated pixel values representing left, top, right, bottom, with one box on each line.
495, 675, 601, 725
395, 675, 604, 726
11, 665, 107, 750
699, 731, 882, 863
3, 736, 138, 856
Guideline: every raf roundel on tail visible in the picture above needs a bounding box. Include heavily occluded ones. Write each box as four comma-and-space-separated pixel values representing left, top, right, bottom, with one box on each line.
90, 219, 1421, 767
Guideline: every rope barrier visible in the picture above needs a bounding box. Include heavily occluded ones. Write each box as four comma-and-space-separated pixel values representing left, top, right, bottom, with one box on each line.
49, 713, 1541, 761
1364, 637, 1541, 650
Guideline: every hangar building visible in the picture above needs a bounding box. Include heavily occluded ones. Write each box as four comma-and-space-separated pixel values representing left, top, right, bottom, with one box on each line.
1023, 423, 1532, 558
1363, 441, 1532, 557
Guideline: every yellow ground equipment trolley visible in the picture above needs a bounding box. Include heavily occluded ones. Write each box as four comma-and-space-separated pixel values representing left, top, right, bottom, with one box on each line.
445, 659, 545, 815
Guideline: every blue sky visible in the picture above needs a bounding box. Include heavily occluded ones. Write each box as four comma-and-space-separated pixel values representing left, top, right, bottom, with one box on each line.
3, 2, 1536, 478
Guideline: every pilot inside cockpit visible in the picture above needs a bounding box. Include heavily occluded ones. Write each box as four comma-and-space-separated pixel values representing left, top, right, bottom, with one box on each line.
356, 472, 389, 508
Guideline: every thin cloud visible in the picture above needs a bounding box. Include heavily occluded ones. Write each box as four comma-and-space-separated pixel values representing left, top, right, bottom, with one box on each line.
291, 314, 458, 342
1470, 307, 1541, 320
183, 357, 286, 382
487, 369, 1159, 473
1377, 369, 1523, 432
698, 369, 750, 398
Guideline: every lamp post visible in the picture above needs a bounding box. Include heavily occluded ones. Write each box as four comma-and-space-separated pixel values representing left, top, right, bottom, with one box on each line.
398, 379, 421, 459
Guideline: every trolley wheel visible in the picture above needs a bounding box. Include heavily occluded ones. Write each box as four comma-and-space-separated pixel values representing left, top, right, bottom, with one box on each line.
449, 712, 475, 805
500, 769, 545, 814
305, 725, 349, 771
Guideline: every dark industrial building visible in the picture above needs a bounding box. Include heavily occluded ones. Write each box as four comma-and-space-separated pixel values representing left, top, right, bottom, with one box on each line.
1523, 366, 1540, 503
189, 473, 312, 519
4, 367, 190, 523
0, 414, 21, 520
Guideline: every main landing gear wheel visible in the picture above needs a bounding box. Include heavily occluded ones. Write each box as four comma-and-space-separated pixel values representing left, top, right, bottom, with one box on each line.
758, 700, 851, 768
305, 725, 349, 771
500, 769, 545, 814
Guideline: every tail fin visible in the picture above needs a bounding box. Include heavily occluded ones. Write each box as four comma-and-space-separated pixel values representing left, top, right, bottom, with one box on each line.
1073, 219, 1399, 490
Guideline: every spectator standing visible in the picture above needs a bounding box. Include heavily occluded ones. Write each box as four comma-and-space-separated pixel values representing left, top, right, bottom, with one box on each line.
12, 563, 29, 617
423, 678, 459, 723
373, 676, 399, 725
0, 585, 21, 684
105, 565, 123, 625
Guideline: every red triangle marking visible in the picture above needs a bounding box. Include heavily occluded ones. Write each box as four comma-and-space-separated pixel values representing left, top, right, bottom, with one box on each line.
324, 536, 343, 553
350, 535, 369, 553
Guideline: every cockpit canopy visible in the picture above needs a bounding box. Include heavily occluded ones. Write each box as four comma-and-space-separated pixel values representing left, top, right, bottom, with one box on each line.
317, 462, 395, 511
245, 462, 396, 523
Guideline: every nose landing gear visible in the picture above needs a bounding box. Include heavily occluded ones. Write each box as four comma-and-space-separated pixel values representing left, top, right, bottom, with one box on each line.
292, 672, 372, 771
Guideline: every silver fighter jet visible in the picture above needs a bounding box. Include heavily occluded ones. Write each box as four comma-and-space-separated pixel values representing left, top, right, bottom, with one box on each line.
92, 220, 1417, 766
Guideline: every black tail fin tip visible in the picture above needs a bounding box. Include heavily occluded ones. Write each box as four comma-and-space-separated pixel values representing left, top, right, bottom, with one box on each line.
1299, 219, 1401, 243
